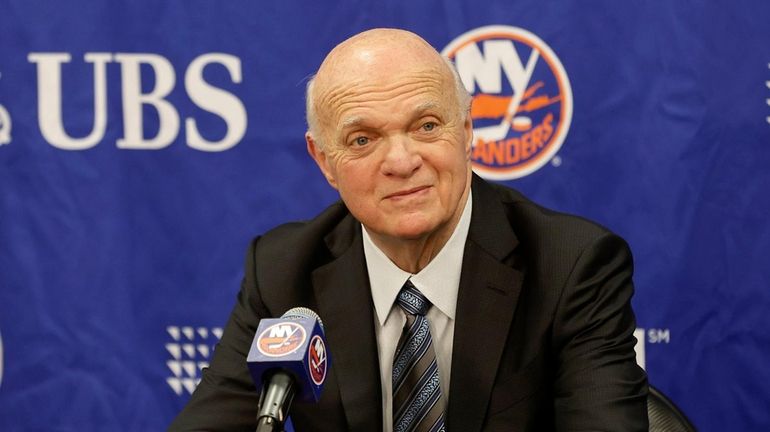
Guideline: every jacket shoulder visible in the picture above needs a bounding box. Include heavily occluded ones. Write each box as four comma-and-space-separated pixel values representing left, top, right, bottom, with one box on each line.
248, 200, 357, 308
487, 181, 619, 249
258, 200, 352, 256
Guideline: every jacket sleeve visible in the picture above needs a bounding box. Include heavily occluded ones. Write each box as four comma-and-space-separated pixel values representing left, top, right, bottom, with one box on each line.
168, 237, 268, 432
551, 232, 649, 431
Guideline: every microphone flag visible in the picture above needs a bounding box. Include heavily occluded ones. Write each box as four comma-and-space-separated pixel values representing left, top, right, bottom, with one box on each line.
246, 309, 330, 403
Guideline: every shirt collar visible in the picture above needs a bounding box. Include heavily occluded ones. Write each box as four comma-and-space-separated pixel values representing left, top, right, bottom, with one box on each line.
363, 191, 473, 325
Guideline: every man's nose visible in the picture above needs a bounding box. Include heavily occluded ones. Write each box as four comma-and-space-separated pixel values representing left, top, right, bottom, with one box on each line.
380, 135, 422, 177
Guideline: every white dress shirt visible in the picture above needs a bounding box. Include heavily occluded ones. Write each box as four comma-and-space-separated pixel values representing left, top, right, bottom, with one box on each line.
362, 192, 472, 432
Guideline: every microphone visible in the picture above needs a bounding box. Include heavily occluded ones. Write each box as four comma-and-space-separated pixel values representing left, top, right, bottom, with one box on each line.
247, 307, 330, 432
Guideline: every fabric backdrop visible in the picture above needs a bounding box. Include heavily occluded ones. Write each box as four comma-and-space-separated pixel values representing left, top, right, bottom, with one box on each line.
1, 1, 769, 430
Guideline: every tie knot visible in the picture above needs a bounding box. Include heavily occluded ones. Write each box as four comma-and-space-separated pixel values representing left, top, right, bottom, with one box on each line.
396, 281, 431, 316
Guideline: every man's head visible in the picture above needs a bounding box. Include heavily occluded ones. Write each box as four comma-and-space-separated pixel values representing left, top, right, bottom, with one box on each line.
305, 28, 473, 251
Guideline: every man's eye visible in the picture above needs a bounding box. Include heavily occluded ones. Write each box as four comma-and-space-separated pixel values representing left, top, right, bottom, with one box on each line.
421, 122, 437, 132
354, 136, 369, 146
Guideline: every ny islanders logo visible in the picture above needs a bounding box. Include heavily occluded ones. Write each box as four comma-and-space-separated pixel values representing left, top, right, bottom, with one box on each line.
442, 25, 573, 180
307, 335, 327, 385
257, 322, 307, 357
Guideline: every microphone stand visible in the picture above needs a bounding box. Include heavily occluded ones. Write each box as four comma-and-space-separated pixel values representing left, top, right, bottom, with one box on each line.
255, 417, 284, 432
255, 372, 295, 432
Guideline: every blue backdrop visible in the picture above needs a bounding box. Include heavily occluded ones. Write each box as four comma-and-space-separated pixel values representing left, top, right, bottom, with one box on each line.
1, 1, 769, 430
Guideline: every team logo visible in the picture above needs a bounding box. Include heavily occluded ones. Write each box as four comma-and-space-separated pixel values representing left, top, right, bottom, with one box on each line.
307, 335, 327, 385
257, 322, 306, 357
0, 103, 11, 146
442, 25, 573, 180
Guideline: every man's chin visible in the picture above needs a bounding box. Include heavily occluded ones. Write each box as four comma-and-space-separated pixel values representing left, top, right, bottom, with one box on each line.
385, 220, 442, 242
362, 212, 451, 244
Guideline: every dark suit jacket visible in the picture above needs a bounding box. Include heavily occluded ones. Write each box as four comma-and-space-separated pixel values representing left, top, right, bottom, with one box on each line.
170, 176, 648, 431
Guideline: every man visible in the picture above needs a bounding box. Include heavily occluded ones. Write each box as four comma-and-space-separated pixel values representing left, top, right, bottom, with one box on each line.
170, 28, 648, 431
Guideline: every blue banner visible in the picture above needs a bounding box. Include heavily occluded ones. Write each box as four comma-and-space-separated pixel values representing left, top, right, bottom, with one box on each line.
1, 1, 769, 430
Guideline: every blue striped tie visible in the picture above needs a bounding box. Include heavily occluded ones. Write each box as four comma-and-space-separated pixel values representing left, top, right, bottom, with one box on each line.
392, 280, 445, 432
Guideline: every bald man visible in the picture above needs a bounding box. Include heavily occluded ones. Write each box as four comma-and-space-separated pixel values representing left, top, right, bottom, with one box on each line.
170, 29, 648, 431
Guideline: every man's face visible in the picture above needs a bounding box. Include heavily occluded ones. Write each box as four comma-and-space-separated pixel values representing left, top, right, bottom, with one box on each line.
308, 65, 472, 244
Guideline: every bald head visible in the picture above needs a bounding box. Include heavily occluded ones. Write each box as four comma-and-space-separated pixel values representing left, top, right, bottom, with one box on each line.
314, 29, 445, 91
306, 28, 470, 147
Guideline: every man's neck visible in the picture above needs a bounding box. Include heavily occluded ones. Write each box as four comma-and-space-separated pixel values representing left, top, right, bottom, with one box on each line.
371, 235, 448, 274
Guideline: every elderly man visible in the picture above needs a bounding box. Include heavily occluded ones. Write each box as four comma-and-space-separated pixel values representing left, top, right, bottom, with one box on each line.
170, 28, 648, 431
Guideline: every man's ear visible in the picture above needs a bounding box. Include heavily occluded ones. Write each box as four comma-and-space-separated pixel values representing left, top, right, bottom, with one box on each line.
463, 115, 474, 159
306, 132, 338, 189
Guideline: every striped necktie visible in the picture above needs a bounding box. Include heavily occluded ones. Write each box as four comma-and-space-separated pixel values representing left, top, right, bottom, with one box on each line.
392, 280, 446, 432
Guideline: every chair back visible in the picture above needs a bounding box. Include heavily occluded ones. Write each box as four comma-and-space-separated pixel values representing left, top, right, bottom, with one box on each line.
648, 385, 696, 432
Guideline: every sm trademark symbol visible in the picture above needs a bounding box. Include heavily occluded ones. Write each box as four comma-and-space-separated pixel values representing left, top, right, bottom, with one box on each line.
647, 328, 671, 344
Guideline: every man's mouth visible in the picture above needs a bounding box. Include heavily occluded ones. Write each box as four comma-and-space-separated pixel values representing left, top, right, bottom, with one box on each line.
385, 186, 430, 199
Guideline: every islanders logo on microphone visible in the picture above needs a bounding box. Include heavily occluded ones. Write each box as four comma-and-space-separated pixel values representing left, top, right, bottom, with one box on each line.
257, 322, 307, 357
307, 335, 327, 385
442, 25, 573, 180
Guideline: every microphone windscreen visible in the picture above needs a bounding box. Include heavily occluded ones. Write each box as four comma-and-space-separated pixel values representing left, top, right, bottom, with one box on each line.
282, 307, 324, 330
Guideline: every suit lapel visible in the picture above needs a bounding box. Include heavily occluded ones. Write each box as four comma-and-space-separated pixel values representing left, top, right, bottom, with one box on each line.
311, 218, 382, 431
447, 176, 525, 431
308, 176, 522, 431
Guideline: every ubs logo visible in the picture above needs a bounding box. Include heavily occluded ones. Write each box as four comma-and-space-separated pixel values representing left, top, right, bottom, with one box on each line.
442, 25, 573, 180
257, 322, 306, 357
26, 52, 246, 151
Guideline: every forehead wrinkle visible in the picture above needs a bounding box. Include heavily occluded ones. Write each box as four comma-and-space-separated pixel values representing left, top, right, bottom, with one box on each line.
312, 62, 455, 141
336, 97, 446, 138
337, 99, 446, 140
332, 91, 442, 131
322, 80, 446, 126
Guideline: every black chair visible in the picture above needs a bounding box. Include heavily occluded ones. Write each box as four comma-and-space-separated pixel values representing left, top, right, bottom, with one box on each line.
648, 385, 696, 431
